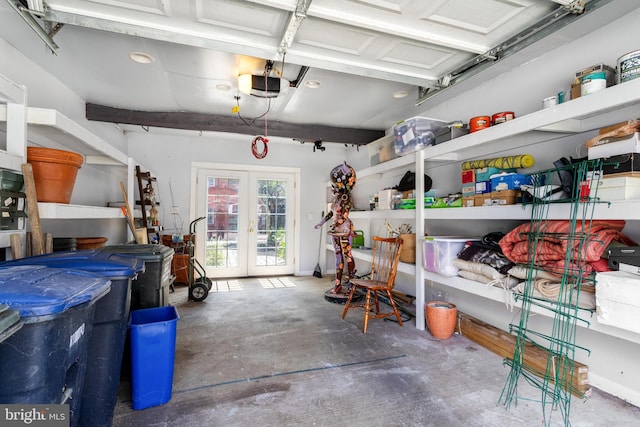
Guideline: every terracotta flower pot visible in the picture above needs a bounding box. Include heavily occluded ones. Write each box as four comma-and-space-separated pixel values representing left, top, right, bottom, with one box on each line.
426, 301, 458, 339
75, 237, 108, 250
27, 147, 83, 204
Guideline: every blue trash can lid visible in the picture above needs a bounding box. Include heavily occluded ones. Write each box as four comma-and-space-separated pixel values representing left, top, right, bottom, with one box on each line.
0, 265, 111, 318
2, 249, 145, 278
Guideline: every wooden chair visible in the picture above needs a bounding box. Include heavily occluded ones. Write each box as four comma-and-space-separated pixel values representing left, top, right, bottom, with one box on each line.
342, 236, 404, 333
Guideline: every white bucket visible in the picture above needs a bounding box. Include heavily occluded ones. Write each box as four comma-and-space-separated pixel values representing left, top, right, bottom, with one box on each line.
618, 49, 640, 84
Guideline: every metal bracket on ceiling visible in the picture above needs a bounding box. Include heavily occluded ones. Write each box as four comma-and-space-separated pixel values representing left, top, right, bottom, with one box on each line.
278, 0, 312, 55
5, 0, 59, 54
416, 0, 608, 106
552, 0, 586, 14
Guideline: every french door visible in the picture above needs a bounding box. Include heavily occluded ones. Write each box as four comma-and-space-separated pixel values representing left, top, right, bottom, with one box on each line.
195, 166, 296, 278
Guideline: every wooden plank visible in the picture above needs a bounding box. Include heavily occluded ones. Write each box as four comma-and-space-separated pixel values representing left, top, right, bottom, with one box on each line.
457, 312, 590, 398
10, 234, 22, 259
21, 163, 44, 256
44, 233, 53, 254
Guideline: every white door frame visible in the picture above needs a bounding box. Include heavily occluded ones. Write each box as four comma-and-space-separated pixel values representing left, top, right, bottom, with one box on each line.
190, 162, 301, 277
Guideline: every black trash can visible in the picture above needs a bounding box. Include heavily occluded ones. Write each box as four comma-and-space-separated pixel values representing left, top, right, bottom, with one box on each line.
2, 250, 145, 427
99, 244, 174, 310
0, 265, 110, 427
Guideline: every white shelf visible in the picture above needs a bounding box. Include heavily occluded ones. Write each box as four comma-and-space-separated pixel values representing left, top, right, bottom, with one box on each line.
347, 246, 417, 276
351, 78, 640, 335
423, 271, 640, 345
22, 107, 128, 166
357, 77, 640, 180
350, 200, 640, 221
349, 209, 415, 220
37, 203, 124, 219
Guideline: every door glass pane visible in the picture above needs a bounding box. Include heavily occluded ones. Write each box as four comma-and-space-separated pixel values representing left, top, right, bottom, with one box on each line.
205, 177, 239, 268
256, 179, 287, 267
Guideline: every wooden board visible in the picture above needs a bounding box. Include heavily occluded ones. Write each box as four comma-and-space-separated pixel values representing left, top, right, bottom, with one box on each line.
457, 312, 590, 398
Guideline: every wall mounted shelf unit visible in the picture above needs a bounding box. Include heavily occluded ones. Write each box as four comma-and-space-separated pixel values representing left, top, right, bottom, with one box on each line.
350, 76, 640, 338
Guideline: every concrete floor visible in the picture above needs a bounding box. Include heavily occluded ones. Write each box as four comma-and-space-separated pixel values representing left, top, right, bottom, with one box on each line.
112, 276, 640, 427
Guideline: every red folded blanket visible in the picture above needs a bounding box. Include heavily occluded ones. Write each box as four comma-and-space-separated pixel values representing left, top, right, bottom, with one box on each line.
499, 220, 636, 276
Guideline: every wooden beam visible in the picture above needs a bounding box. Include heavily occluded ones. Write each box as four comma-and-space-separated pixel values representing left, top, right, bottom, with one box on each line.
86, 103, 385, 145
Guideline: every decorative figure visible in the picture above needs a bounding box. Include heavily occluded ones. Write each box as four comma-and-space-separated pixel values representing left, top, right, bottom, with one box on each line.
315, 162, 357, 297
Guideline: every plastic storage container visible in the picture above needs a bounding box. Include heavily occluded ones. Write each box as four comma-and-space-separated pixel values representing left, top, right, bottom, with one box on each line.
423, 237, 480, 276
129, 306, 180, 410
1, 250, 145, 427
0, 265, 110, 427
393, 117, 447, 156
99, 244, 174, 310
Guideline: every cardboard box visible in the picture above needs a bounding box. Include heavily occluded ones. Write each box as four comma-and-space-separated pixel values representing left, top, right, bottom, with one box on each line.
474, 167, 516, 182
595, 271, 640, 334
491, 173, 530, 191
462, 196, 475, 207
571, 82, 581, 100
588, 132, 640, 159
596, 176, 640, 200
490, 190, 520, 205
377, 189, 400, 210
475, 181, 491, 194
602, 153, 640, 175
461, 169, 475, 184
461, 183, 475, 197
474, 193, 491, 207
575, 63, 617, 87
367, 136, 397, 166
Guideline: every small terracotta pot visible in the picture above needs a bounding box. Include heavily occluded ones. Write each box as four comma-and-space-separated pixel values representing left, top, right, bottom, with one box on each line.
426, 301, 458, 339
27, 147, 83, 204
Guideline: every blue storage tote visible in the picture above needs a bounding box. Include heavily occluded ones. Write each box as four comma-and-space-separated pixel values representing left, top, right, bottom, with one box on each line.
129, 305, 180, 410
0, 265, 110, 427
2, 250, 145, 427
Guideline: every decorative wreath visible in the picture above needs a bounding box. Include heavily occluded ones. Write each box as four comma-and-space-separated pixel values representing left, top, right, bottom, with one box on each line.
252, 136, 269, 159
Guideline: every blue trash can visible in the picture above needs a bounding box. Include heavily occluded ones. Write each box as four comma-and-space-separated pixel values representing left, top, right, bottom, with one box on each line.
0, 265, 110, 427
129, 305, 180, 410
2, 250, 145, 427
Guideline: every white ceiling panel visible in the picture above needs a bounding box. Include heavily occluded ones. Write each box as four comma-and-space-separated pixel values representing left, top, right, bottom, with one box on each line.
1, 0, 635, 143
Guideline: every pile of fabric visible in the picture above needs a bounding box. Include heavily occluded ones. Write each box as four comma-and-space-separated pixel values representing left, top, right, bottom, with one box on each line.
452, 221, 636, 310
452, 232, 519, 289
498, 219, 636, 277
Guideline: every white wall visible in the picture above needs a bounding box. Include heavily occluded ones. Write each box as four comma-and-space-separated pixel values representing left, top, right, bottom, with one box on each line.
0, 37, 130, 245
127, 130, 350, 274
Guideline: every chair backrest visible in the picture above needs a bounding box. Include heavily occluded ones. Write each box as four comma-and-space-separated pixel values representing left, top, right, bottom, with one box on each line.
369, 236, 404, 288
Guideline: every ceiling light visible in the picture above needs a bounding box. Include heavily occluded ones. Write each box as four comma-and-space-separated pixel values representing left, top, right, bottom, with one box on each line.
129, 52, 155, 64
238, 74, 282, 98
305, 80, 320, 89
216, 83, 231, 91
393, 90, 409, 99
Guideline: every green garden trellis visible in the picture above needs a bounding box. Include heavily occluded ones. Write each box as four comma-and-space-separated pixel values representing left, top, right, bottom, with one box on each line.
499, 158, 608, 427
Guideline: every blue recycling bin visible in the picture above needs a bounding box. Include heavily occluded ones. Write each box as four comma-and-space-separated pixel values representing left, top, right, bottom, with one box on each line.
2, 250, 145, 427
129, 305, 180, 410
0, 265, 110, 427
